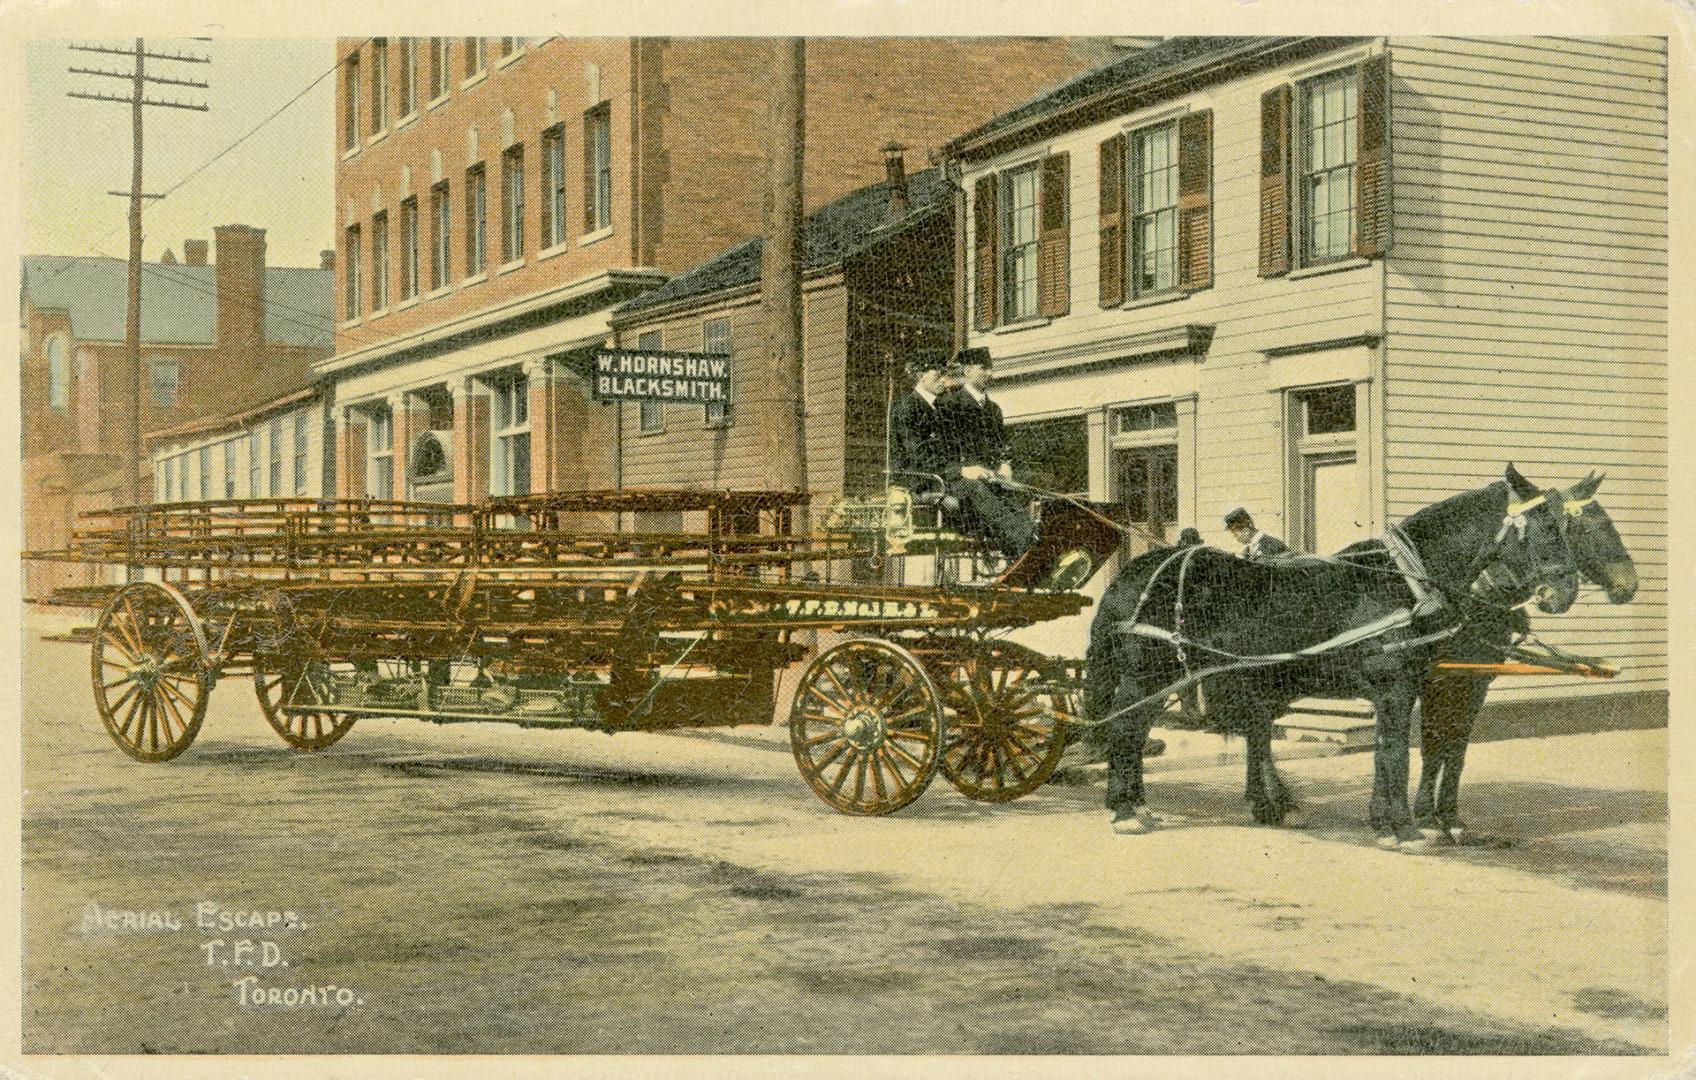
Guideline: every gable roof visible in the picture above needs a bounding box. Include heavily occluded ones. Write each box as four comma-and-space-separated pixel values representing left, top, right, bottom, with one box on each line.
20, 255, 334, 350
614, 166, 951, 321
945, 36, 1359, 158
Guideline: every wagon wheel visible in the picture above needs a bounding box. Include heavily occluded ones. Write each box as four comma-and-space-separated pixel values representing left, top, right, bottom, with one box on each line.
930, 640, 1070, 802
253, 653, 357, 752
91, 581, 213, 762
789, 638, 944, 816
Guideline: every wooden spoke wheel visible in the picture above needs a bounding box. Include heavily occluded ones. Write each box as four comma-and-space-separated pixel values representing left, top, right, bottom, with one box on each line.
91, 582, 212, 762
931, 640, 1070, 802
253, 654, 357, 752
789, 638, 944, 816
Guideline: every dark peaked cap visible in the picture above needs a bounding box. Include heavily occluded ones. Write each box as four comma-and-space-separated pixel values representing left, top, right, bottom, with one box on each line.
1223, 507, 1253, 528
954, 346, 992, 369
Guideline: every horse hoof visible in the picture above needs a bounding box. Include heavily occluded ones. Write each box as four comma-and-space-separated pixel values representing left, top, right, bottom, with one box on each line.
1398, 836, 1438, 855
1417, 826, 1443, 841
1111, 815, 1151, 835
1374, 833, 1399, 850
1280, 808, 1308, 830
1144, 738, 1167, 758
1447, 826, 1468, 845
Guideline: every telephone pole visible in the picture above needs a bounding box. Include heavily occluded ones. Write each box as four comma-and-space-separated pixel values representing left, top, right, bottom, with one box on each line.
67, 39, 209, 513
760, 38, 807, 527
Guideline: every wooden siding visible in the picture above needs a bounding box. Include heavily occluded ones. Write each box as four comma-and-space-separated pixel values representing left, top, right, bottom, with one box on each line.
616, 275, 851, 502
1384, 36, 1668, 704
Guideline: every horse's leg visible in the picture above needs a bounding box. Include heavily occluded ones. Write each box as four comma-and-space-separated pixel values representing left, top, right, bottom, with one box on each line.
1104, 676, 1167, 834
1414, 675, 1461, 830
1435, 676, 1492, 841
1244, 711, 1297, 826
1369, 682, 1424, 848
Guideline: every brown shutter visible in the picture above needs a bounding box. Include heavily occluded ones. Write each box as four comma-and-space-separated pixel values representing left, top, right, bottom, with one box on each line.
1258, 85, 1292, 277
1037, 153, 1070, 317
1098, 134, 1126, 307
1176, 109, 1214, 292
973, 175, 998, 331
1354, 53, 1392, 258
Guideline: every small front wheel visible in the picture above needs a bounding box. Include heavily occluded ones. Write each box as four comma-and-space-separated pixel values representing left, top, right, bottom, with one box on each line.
253, 655, 357, 751
91, 582, 212, 762
789, 639, 944, 815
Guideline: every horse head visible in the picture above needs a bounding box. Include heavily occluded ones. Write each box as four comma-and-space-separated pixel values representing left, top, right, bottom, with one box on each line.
1470, 464, 1582, 615
1560, 471, 1638, 604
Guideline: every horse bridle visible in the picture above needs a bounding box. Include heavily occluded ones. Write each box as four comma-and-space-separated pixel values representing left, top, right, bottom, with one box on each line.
1466, 488, 1580, 610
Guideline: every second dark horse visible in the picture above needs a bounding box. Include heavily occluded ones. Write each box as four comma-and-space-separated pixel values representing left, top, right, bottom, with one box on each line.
1083, 465, 1590, 848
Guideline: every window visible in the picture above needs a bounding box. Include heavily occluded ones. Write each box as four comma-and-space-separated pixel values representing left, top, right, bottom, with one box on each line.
157, 457, 170, 501
399, 196, 419, 300
703, 317, 732, 427
1299, 68, 1358, 264
343, 225, 362, 318
46, 335, 68, 410
223, 440, 236, 498
1006, 415, 1088, 496
637, 330, 663, 433
198, 445, 210, 501
501, 144, 525, 263
343, 50, 360, 151
398, 38, 417, 116
464, 164, 487, 277
1289, 383, 1365, 554
371, 211, 389, 311
1131, 123, 1178, 296
998, 163, 1040, 321
177, 452, 189, 502
540, 124, 566, 248
370, 38, 387, 133
499, 37, 517, 58
294, 412, 309, 494
249, 432, 260, 498
430, 182, 451, 289
268, 417, 284, 496
464, 37, 486, 79
429, 38, 449, 101
584, 104, 611, 233
1115, 402, 1178, 434
1115, 446, 1178, 535
1302, 384, 1356, 435
149, 358, 178, 407
490, 375, 531, 498
367, 407, 394, 500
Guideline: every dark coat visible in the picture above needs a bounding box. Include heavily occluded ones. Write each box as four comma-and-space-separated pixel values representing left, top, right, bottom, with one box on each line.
888, 391, 958, 483
1244, 532, 1291, 561
939, 388, 1011, 471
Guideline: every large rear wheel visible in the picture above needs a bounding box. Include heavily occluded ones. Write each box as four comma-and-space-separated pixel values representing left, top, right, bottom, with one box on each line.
91, 582, 212, 762
789, 639, 944, 816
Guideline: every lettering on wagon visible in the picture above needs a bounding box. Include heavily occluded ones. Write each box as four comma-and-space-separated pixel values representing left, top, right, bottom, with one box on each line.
770, 597, 943, 621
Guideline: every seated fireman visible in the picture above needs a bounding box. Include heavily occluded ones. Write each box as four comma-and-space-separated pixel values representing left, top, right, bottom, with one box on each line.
888, 352, 1035, 557
939, 348, 1038, 557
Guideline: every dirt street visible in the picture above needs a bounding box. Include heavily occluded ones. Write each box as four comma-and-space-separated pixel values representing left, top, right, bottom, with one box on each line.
20, 616, 1666, 1055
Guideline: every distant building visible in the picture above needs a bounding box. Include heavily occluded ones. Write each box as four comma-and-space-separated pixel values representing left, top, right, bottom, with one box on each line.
146, 385, 330, 506
320, 35, 1126, 506
943, 35, 1666, 723
21, 227, 333, 597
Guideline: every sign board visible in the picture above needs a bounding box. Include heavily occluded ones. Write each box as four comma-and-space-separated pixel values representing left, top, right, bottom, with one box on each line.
592, 348, 731, 405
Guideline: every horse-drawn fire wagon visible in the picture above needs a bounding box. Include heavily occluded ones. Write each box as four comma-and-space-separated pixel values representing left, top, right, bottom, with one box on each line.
26, 485, 1123, 816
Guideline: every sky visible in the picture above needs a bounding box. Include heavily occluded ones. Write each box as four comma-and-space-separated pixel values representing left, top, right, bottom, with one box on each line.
24, 39, 336, 269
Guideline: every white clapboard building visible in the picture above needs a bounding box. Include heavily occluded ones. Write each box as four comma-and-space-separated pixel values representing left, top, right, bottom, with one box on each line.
943, 36, 1665, 730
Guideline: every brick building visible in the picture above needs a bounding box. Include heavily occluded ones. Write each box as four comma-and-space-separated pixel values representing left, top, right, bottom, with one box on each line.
321, 36, 1126, 507
944, 36, 1666, 726
20, 228, 333, 597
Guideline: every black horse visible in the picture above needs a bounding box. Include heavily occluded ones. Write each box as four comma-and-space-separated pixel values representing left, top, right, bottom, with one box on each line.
1412, 472, 1637, 841
1083, 465, 1585, 847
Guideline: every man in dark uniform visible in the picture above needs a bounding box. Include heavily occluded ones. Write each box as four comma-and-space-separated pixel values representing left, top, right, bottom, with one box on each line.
935, 348, 1036, 558
1223, 506, 1290, 561
888, 353, 955, 483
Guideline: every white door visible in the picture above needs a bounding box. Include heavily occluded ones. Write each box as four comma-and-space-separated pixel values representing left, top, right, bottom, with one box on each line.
1307, 453, 1365, 555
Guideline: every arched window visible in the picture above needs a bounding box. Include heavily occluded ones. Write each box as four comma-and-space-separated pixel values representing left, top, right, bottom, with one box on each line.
46, 335, 69, 410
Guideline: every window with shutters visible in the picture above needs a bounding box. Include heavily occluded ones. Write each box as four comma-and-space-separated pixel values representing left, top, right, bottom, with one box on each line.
464, 163, 487, 278
541, 125, 567, 248
1131, 122, 1179, 296
344, 224, 362, 319
998, 163, 1040, 322
1299, 68, 1358, 265
430, 181, 451, 290
429, 39, 449, 102
399, 196, 419, 300
501, 144, 525, 263
703, 318, 732, 427
370, 211, 389, 312
584, 104, 612, 233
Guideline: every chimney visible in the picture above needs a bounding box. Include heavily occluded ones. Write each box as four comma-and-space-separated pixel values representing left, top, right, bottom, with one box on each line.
183, 239, 208, 266
881, 142, 910, 224
214, 224, 267, 357
160, 248, 177, 265
320, 249, 336, 271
